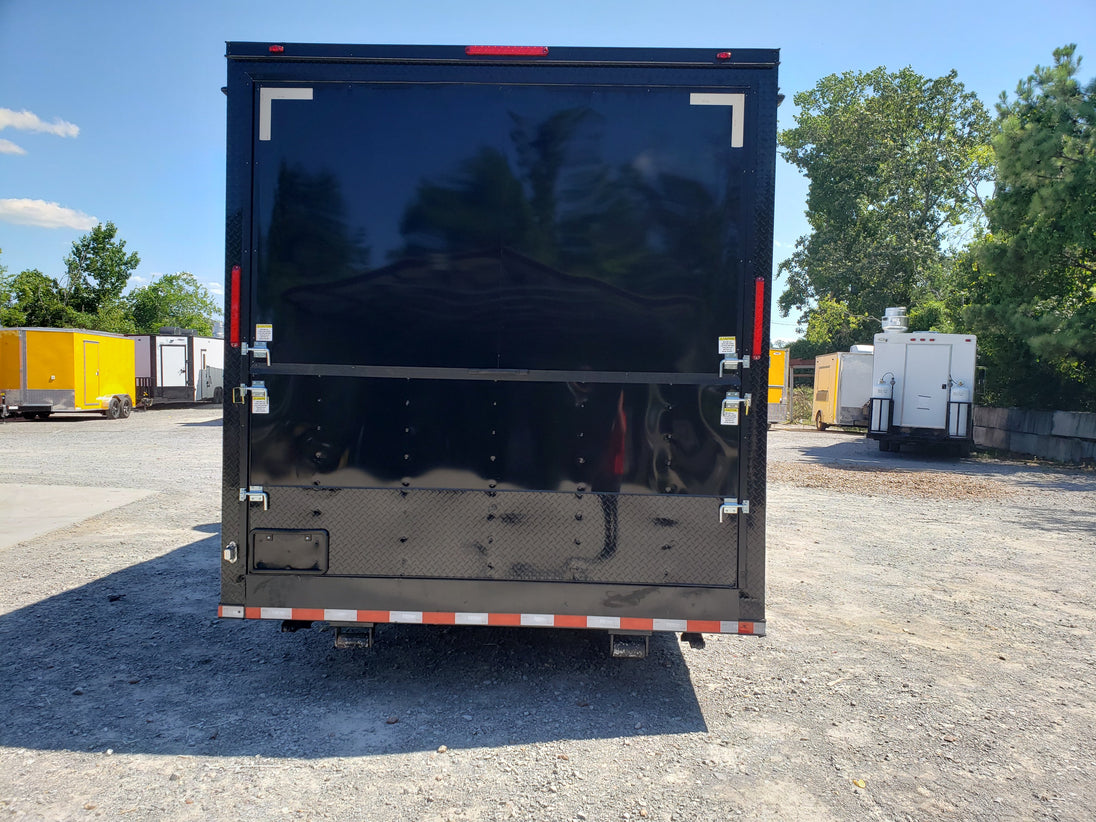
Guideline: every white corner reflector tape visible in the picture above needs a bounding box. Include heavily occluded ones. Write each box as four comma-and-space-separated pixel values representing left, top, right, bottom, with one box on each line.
689, 92, 745, 148
259, 87, 314, 141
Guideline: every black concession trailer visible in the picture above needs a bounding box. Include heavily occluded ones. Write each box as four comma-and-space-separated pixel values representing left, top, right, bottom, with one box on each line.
219, 42, 779, 656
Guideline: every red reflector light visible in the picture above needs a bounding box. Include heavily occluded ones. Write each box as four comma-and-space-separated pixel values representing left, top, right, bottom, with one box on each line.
229, 265, 241, 348
465, 45, 549, 56
752, 277, 765, 360
717, 51, 733, 60
269, 45, 285, 53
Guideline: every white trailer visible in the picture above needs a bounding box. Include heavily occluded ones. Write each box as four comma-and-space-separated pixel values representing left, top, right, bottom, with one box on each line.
131, 332, 224, 404
867, 331, 977, 455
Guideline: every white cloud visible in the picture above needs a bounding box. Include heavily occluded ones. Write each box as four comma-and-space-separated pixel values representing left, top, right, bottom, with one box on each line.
206, 281, 225, 297
0, 138, 27, 155
0, 198, 98, 229
0, 108, 80, 138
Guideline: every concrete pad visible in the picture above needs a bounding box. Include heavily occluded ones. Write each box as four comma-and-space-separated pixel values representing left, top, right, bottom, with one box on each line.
0, 484, 155, 550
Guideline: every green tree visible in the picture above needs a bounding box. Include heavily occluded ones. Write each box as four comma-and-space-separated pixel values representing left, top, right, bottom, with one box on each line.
63, 222, 140, 316
127, 272, 221, 335
779, 66, 994, 355
964, 46, 1096, 411
0, 249, 9, 325
1, 269, 69, 328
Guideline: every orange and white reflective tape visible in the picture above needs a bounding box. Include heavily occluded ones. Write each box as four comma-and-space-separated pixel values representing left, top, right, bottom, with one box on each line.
218, 605, 764, 635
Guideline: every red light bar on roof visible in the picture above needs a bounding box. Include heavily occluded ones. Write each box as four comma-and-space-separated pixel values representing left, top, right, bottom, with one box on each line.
466, 45, 549, 56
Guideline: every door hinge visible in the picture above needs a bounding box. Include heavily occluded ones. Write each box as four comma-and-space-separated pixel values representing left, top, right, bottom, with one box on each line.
239, 485, 269, 510
241, 342, 271, 366
719, 498, 749, 522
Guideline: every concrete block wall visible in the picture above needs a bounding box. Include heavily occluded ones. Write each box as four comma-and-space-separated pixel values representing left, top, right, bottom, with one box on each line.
973, 406, 1096, 463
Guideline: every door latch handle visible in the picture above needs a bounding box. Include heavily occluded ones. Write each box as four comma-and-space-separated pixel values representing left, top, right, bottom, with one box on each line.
719, 356, 750, 376
719, 499, 750, 522
239, 486, 269, 510
241, 342, 270, 366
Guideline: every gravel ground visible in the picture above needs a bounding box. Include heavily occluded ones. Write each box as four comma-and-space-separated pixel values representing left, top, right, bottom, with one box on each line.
1, 409, 1094, 821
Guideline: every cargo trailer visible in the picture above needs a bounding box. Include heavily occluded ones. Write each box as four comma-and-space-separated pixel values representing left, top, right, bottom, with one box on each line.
130, 332, 225, 404
0, 327, 135, 420
219, 42, 780, 656
811, 349, 873, 430
767, 348, 791, 425
868, 332, 977, 456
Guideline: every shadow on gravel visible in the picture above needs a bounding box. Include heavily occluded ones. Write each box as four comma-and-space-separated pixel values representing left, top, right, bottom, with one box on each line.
0, 536, 706, 759
790, 436, 1096, 490
179, 418, 223, 427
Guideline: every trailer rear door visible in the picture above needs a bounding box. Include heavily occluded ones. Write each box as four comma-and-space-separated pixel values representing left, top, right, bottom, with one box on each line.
223, 45, 776, 630
901, 344, 951, 429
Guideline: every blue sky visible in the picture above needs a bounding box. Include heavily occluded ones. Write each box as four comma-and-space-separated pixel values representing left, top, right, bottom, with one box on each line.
1, 1, 1092, 342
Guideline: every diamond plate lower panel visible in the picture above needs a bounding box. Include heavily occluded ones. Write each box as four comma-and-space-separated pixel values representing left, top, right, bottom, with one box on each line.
246, 487, 737, 587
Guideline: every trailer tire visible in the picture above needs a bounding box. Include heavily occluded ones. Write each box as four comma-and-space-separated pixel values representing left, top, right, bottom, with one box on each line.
120, 396, 132, 419
957, 442, 971, 458
879, 439, 892, 452
213, 386, 223, 404
21, 412, 37, 421
815, 411, 828, 431
107, 396, 122, 420
35, 411, 51, 420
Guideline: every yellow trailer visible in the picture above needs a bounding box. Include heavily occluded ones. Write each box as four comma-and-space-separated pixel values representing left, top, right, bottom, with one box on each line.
767, 348, 791, 424
811, 348, 874, 430
0, 328, 136, 420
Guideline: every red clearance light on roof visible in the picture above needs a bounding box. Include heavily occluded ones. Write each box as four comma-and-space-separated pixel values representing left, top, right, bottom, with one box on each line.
466, 45, 549, 56
717, 51, 733, 60
269, 45, 285, 54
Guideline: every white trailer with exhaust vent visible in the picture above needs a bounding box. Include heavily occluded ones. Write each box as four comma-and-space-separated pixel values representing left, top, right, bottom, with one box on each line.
868, 331, 977, 456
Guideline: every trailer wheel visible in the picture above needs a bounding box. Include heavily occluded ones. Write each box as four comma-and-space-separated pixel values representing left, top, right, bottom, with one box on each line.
21, 412, 37, 421
815, 411, 828, 431
879, 439, 892, 452
107, 396, 122, 420
35, 411, 51, 420
120, 396, 132, 419
213, 386, 223, 404
957, 442, 972, 458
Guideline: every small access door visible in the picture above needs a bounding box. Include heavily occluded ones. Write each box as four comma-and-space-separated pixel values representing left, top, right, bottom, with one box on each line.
82, 341, 100, 406
901, 345, 952, 429
159, 344, 188, 388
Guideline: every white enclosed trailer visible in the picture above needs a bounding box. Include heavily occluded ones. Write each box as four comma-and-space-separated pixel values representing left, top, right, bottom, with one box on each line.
131, 332, 224, 404
867, 331, 977, 455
